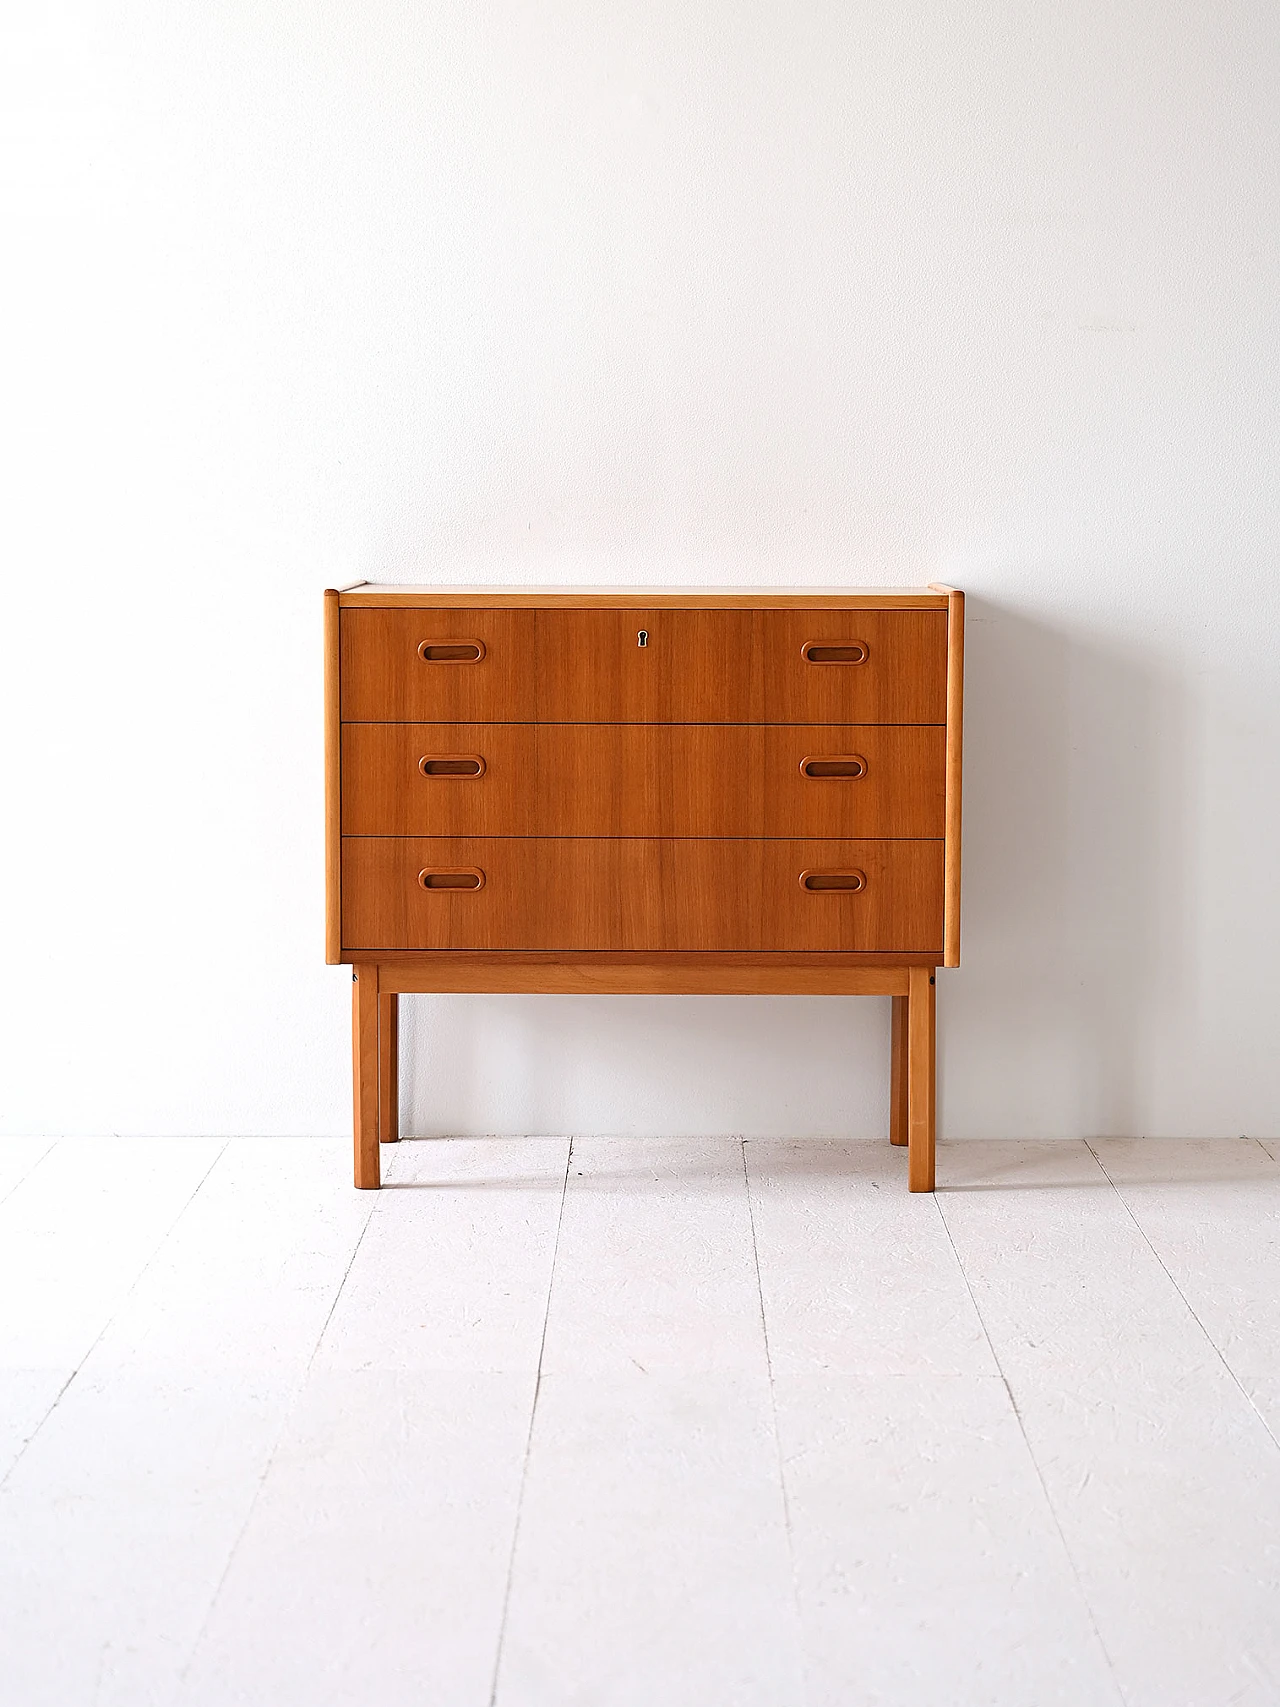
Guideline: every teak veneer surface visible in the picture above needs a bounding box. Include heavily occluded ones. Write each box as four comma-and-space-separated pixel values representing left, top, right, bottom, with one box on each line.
341, 836, 944, 954
327, 583, 964, 1192
340, 608, 947, 724
375, 956, 916, 995
340, 584, 950, 609
341, 722, 945, 840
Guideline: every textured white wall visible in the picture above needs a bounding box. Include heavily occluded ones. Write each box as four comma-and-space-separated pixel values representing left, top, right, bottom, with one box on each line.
3, 2, 1278, 1139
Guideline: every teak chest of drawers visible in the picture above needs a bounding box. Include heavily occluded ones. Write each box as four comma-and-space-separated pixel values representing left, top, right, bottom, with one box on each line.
325, 584, 964, 1192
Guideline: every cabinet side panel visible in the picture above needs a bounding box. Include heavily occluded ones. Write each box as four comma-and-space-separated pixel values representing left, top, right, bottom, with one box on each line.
941, 589, 964, 965
324, 589, 342, 962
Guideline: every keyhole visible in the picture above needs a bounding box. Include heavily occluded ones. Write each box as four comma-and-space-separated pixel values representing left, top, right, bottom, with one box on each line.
637, 630, 648, 648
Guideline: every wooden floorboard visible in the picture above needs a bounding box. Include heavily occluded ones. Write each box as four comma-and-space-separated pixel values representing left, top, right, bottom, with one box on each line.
1, 1137, 1279, 1705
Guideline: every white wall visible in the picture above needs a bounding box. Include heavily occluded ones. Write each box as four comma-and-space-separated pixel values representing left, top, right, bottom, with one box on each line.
3, 1, 1279, 1140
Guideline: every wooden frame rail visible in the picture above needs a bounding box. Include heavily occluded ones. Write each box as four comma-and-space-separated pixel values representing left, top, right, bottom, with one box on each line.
352, 957, 938, 1195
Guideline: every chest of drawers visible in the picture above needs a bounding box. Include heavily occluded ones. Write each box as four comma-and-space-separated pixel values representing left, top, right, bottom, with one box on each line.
325, 584, 963, 1192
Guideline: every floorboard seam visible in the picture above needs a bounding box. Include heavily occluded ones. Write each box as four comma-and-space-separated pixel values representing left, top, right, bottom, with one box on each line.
1085, 1139, 1280, 1458
934, 1184, 1129, 1707
174, 1164, 381, 1691
296, 1171, 384, 1384
741, 1136, 807, 1707
0, 1137, 58, 1211
0, 1137, 230, 1493
488, 1136, 573, 1707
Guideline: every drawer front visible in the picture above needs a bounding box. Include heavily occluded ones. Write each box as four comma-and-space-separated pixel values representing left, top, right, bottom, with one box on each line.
341, 837, 943, 952
341, 609, 947, 723
757, 610, 947, 724
341, 609, 537, 722
342, 723, 945, 839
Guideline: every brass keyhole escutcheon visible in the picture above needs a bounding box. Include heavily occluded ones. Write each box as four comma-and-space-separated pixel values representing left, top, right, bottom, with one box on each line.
637, 629, 648, 647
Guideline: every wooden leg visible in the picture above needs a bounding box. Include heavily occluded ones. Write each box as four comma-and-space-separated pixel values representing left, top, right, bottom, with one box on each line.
889, 994, 908, 1146
907, 966, 936, 1192
352, 963, 380, 1189
378, 993, 399, 1143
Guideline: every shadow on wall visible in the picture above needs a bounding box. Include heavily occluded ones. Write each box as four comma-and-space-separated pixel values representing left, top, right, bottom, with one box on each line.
395, 593, 1193, 1143
398, 989, 893, 1141
946, 593, 1194, 1138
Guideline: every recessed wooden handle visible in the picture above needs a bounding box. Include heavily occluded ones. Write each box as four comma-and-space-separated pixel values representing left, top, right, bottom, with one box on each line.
419, 755, 486, 778
799, 754, 867, 780
802, 640, 869, 664
418, 867, 486, 891
799, 869, 866, 892
418, 639, 486, 663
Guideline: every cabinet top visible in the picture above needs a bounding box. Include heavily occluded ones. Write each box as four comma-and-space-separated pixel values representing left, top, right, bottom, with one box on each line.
331, 583, 959, 610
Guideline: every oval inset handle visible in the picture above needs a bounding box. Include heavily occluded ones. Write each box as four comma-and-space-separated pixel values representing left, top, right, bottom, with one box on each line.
802, 640, 869, 664
419, 755, 486, 778
418, 639, 486, 663
418, 867, 486, 891
799, 869, 866, 892
799, 754, 867, 780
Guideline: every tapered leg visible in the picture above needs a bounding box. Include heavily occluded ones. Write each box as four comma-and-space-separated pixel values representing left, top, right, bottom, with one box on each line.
352, 963, 380, 1189
907, 966, 936, 1192
889, 994, 908, 1146
378, 993, 399, 1143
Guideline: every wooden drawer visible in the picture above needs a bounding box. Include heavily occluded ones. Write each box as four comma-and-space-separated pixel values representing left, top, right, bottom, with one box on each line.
341, 837, 943, 953
341, 723, 945, 839
340, 608, 947, 724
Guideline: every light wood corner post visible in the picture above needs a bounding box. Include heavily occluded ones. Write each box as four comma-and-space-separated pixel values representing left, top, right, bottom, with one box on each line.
907, 965, 937, 1191
928, 582, 964, 970
323, 589, 342, 966
352, 962, 380, 1188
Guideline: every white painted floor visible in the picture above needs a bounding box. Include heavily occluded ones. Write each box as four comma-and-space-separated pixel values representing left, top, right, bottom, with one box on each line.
2, 1135, 1279, 1707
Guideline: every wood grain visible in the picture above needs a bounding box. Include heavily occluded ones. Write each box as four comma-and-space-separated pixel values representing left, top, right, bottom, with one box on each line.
331, 583, 962, 1192
324, 590, 342, 963
339, 608, 947, 725
340, 585, 950, 610
351, 964, 380, 1189
341, 837, 944, 954
907, 965, 936, 1191
341, 608, 533, 722
531, 608, 760, 722
929, 584, 965, 968
340, 722, 946, 839
376, 958, 912, 996
761, 612, 946, 725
